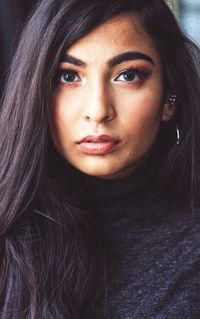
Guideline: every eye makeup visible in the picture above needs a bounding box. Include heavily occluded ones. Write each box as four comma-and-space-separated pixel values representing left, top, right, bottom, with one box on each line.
113, 66, 152, 86
55, 62, 153, 88
55, 66, 85, 88
59, 69, 81, 84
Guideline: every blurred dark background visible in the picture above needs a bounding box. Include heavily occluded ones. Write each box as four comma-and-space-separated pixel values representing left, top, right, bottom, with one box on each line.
0, 0, 38, 91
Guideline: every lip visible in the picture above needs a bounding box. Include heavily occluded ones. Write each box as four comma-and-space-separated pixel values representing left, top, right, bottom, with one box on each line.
77, 134, 120, 155
78, 134, 118, 143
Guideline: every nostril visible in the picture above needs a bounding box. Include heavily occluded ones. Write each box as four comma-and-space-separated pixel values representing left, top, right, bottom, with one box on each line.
105, 115, 111, 121
83, 107, 116, 123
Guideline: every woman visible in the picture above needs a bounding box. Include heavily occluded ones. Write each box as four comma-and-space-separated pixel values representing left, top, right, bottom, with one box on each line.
1, 0, 200, 318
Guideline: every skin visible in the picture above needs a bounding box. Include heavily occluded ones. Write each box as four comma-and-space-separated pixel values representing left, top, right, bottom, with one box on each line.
51, 13, 175, 179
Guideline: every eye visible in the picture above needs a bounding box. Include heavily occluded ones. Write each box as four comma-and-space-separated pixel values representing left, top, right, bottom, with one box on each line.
59, 69, 81, 84
115, 68, 151, 83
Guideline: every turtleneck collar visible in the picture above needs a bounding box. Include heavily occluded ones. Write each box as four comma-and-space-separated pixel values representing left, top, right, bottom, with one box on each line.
72, 148, 163, 211
86, 155, 157, 198
55, 146, 164, 212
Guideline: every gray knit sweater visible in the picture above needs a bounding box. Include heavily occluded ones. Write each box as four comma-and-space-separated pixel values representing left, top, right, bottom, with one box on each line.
84, 161, 200, 319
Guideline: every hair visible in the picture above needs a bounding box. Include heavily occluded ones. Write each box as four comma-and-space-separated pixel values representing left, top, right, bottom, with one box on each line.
0, 0, 200, 317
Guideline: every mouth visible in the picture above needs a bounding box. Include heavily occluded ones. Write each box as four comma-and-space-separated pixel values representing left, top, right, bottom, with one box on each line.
77, 135, 120, 155
78, 134, 119, 143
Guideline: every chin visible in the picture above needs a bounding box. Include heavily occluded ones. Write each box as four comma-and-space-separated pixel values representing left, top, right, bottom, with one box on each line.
80, 168, 117, 179
72, 163, 120, 179
74, 163, 136, 180
67, 155, 140, 179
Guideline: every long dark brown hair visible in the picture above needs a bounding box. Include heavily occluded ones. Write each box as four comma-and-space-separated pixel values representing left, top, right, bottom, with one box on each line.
0, 0, 200, 317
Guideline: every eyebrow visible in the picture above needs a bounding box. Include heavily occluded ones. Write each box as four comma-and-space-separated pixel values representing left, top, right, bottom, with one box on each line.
60, 54, 87, 67
108, 51, 155, 67
60, 51, 155, 67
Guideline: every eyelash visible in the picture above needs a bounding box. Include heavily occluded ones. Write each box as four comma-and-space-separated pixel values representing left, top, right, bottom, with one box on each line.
114, 68, 151, 84
57, 68, 81, 85
56, 67, 151, 86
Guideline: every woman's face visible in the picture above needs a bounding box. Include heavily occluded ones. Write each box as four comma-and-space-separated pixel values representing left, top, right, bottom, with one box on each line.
51, 13, 174, 179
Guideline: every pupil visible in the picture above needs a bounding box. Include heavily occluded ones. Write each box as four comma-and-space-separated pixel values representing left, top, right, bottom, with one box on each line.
124, 71, 136, 81
64, 71, 75, 82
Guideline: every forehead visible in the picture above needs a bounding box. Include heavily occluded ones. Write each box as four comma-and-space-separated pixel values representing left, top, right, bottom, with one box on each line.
66, 13, 160, 65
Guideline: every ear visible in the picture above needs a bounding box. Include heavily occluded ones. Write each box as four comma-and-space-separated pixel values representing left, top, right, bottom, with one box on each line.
161, 99, 176, 122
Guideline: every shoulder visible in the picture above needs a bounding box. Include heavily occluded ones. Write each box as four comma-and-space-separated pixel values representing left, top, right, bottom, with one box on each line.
132, 200, 200, 257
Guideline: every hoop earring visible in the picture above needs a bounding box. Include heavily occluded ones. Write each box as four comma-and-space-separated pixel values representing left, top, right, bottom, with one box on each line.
168, 95, 179, 145
175, 123, 180, 145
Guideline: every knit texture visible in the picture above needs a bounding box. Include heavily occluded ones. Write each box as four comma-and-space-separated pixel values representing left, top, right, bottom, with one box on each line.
81, 157, 200, 319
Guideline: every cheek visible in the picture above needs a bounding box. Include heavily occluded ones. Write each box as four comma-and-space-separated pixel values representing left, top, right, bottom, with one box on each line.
119, 92, 163, 155
50, 92, 73, 153
121, 92, 163, 131
52, 91, 75, 122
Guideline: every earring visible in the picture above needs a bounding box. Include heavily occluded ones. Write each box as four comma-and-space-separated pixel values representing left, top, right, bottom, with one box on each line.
175, 123, 180, 145
168, 95, 180, 144
169, 95, 177, 107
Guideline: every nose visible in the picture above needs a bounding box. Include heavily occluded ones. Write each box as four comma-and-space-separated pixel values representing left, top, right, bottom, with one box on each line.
83, 80, 116, 124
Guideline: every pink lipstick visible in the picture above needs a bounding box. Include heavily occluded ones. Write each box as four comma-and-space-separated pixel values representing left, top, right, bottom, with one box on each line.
77, 135, 119, 155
